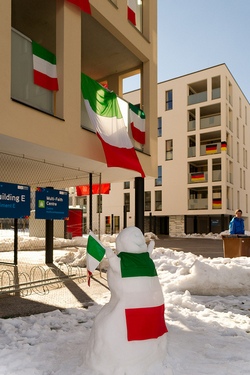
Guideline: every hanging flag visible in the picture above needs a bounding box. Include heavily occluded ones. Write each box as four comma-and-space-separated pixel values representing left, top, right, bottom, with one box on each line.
118, 251, 168, 341
129, 103, 145, 144
206, 144, 217, 154
32, 41, 59, 91
213, 198, 221, 208
221, 141, 227, 151
191, 172, 205, 182
127, 0, 137, 26
81, 73, 145, 178
86, 231, 106, 286
76, 183, 110, 196
66, 0, 91, 14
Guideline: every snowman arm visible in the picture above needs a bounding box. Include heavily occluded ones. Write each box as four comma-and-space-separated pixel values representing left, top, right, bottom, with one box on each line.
105, 247, 120, 272
147, 239, 155, 257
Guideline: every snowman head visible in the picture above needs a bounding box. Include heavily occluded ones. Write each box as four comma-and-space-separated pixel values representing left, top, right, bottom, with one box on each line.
116, 226, 147, 254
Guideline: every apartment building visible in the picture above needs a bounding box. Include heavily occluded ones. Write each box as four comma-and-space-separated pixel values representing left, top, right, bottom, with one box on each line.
0, 0, 158, 230
94, 64, 249, 235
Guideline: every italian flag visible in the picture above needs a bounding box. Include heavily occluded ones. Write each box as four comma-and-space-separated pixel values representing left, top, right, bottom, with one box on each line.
86, 231, 106, 285
118, 252, 168, 341
129, 103, 145, 144
127, 0, 137, 26
32, 41, 59, 91
66, 0, 91, 14
81, 73, 145, 178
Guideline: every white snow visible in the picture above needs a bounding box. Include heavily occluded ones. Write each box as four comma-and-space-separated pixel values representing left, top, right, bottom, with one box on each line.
0, 230, 250, 374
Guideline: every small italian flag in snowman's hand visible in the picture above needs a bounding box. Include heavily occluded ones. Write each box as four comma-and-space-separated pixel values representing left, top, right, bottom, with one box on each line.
86, 231, 106, 286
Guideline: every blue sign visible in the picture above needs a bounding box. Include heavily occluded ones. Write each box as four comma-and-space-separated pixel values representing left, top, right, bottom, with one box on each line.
35, 187, 69, 220
0, 182, 30, 219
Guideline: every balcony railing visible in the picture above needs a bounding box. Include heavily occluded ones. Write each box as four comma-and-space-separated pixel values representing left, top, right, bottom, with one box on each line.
11, 28, 54, 115
188, 198, 208, 210
200, 115, 221, 129
200, 142, 221, 156
188, 91, 207, 105
188, 172, 208, 183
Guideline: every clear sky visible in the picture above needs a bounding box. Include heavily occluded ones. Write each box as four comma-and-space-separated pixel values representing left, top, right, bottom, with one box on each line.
124, 0, 250, 102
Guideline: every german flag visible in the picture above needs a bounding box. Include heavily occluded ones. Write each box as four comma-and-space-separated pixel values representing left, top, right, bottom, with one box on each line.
206, 144, 217, 154
221, 141, 227, 151
191, 172, 205, 182
213, 198, 221, 208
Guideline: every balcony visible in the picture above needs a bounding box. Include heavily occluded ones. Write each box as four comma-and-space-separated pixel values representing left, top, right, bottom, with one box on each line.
188, 198, 208, 210
200, 115, 221, 129
188, 91, 207, 105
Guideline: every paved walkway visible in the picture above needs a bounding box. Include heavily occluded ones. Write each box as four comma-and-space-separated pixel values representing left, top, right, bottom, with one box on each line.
0, 237, 224, 319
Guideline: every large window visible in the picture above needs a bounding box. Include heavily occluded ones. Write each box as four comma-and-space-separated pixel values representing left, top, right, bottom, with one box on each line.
165, 90, 173, 110
155, 166, 162, 186
124, 193, 130, 212
166, 139, 173, 160
155, 191, 162, 211
144, 191, 151, 211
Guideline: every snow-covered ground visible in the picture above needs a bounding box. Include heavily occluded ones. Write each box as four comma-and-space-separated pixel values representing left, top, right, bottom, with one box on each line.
0, 230, 250, 374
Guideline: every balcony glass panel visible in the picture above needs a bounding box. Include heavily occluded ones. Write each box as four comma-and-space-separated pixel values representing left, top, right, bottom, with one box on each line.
11, 29, 53, 115
212, 170, 221, 181
188, 146, 196, 157
188, 91, 207, 105
188, 120, 196, 131
212, 88, 221, 99
188, 198, 208, 210
200, 115, 221, 129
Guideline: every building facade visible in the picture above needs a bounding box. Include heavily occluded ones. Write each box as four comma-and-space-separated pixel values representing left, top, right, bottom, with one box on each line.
0, 0, 158, 220
90, 64, 249, 235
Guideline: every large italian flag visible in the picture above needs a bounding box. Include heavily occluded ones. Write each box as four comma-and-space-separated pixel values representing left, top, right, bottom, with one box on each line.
118, 252, 168, 341
32, 41, 59, 91
86, 231, 106, 285
66, 0, 91, 14
129, 102, 145, 144
81, 73, 145, 178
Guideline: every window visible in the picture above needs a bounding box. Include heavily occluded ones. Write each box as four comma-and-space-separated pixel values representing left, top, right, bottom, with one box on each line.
158, 117, 162, 137
124, 193, 130, 212
124, 181, 130, 189
97, 195, 102, 213
155, 191, 162, 211
166, 139, 173, 160
144, 191, 151, 211
155, 166, 162, 186
165, 90, 173, 110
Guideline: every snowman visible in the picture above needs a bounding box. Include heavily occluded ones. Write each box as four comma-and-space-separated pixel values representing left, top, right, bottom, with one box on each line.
85, 226, 168, 375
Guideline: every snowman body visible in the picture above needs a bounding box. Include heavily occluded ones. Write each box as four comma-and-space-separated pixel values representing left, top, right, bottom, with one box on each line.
85, 227, 167, 375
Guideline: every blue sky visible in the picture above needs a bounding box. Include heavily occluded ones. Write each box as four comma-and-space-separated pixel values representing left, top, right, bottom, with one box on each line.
124, 0, 250, 102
